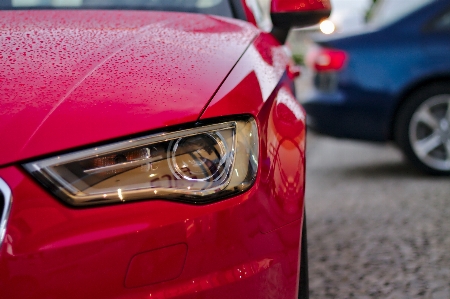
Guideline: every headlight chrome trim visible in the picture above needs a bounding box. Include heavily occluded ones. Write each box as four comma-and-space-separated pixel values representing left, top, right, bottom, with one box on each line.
24, 117, 259, 207
0, 178, 12, 249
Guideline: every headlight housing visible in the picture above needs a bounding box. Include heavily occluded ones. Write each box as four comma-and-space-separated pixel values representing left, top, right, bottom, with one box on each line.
24, 118, 259, 207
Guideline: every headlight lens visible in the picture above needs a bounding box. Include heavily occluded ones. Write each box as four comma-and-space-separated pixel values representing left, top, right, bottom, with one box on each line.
24, 118, 259, 206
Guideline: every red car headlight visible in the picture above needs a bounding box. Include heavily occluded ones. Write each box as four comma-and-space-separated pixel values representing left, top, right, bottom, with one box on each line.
24, 118, 259, 207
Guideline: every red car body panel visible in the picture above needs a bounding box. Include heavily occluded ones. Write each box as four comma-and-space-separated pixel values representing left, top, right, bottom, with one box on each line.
0, 10, 257, 166
239, 0, 258, 27
202, 33, 306, 234
0, 165, 303, 299
0, 8, 307, 299
271, 0, 331, 13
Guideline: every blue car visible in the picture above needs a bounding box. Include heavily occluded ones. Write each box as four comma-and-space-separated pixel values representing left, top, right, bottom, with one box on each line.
300, 0, 450, 175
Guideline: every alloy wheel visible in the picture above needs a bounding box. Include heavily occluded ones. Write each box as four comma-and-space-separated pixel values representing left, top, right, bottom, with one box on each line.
409, 95, 450, 172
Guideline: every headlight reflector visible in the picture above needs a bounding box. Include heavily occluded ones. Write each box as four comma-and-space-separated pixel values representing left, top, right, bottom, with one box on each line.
24, 118, 258, 206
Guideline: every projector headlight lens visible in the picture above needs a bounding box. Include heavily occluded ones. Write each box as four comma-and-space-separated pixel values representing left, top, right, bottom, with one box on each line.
24, 118, 259, 206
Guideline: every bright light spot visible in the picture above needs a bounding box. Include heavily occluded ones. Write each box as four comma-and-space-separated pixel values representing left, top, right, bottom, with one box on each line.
154, 190, 157, 194
320, 20, 335, 34
118, 189, 123, 200
149, 173, 156, 178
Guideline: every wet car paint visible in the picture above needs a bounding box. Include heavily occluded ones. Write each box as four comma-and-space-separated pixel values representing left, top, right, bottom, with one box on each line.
0, 11, 257, 166
0, 9, 306, 299
202, 33, 306, 233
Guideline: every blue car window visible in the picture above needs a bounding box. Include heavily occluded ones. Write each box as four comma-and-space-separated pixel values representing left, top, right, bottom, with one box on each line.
368, 0, 435, 27
434, 9, 450, 30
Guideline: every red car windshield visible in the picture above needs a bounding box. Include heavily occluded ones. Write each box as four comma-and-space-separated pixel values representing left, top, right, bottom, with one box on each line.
0, 0, 234, 17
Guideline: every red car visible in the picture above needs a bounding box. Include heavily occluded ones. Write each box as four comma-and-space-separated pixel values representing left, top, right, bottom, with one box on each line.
0, 1, 330, 298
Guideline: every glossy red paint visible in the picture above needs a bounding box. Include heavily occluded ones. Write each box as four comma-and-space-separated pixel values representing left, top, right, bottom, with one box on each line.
202, 33, 306, 234
287, 65, 302, 79
0, 165, 302, 298
125, 243, 188, 288
0, 7, 307, 299
202, 33, 290, 116
271, 0, 331, 13
240, 0, 258, 26
0, 10, 257, 166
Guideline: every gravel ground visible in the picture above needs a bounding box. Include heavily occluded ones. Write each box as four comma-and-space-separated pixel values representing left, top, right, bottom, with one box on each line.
305, 133, 450, 299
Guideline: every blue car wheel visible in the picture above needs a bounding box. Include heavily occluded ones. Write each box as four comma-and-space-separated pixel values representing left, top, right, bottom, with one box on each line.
395, 82, 450, 175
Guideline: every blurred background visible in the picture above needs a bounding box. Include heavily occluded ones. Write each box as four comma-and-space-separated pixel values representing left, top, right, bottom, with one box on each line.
288, 0, 372, 59
287, 0, 450, 298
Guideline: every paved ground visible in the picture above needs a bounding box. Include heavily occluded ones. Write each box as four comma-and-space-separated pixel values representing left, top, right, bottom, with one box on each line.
305, 133, 450, 299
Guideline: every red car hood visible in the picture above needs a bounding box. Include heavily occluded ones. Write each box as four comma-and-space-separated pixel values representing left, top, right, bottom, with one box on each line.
0, 10, 257, 166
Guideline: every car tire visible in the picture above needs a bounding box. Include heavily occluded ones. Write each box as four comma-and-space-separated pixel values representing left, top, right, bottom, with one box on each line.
298, 213, 309, 299
395, 83, 450, 175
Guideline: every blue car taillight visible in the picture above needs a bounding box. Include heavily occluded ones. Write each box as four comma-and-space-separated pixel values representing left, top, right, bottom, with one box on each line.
307, 46, 348, 72
306, 45, 348, 92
